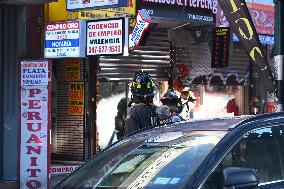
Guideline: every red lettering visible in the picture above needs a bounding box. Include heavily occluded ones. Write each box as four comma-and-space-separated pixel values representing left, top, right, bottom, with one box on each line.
70, 106, 83, 114
27, 112, 42, 120
27, 123, 42, 132
27, 169, 41, 177
66, 72, 79, 80
56, 168, 62, 172
26, 134, 43, 144
26, 146, 42, 155
70, 91, 83, 99
30, 157, 38, 166
28, 100, 41, 109
28, 89, 41, 97
26, 180, 41, 189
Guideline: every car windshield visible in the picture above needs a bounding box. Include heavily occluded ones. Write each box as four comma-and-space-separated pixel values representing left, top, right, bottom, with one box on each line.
56, 130, 227, 189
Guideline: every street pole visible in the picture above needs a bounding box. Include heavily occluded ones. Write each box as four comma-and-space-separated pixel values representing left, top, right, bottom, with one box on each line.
274, 0, 284, 112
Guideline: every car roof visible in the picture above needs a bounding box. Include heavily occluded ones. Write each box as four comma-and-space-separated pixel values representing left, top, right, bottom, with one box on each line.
126, 115, 254, 139
124, 112, 284, 145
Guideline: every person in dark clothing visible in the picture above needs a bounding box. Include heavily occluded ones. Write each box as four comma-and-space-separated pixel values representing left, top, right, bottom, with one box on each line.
125, 71, 158, 135
160, 88, 184, 122
115, 97, 127, 140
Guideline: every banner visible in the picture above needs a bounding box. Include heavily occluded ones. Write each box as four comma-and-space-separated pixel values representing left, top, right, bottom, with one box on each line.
141, 0, 218, 14
217, 0, 275, 92
67, 0, 128, 11
216, 2, 274, 35
140, 1, 216, 24
19, 60, 51, 189
129, 10, 151, 49
78, 0, 136, 27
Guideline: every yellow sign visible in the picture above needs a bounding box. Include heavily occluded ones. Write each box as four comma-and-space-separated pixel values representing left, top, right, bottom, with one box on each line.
69, 83, 84, 115
78, 0, 136, 26
65, 59, 81, 81
45, 0, 78, 22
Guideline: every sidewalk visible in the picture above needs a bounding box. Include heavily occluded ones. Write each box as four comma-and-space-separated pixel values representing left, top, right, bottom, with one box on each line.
0, 162, 83, 188
0, 180, 17, 189
0, 176, 67, 189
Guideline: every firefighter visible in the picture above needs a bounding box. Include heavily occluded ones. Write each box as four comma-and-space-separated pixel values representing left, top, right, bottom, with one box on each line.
125, 71, 158, 135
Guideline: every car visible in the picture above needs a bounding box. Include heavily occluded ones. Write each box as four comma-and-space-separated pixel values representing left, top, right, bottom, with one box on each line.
54, 113, 284, 189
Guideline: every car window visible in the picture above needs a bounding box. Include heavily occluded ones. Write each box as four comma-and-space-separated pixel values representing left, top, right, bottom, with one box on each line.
202, 125, 284, 189
56, 131, 226, 189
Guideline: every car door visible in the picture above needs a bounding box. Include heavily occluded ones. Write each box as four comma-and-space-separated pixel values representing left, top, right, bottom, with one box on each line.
201, 124, 284, 189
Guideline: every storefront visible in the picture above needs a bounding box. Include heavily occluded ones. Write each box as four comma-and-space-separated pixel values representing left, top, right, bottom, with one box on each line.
135, 0, 251, 118
215, 1, 276, 114
42, 0, 276, 166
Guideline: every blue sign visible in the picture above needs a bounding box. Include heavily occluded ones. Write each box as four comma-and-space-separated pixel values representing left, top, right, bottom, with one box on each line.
233, 34, 274, 45
44, 21, 86, 58
67, 0, 128, 11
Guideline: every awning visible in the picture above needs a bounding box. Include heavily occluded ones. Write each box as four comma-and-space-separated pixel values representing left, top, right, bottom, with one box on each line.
169, 26, 250, 86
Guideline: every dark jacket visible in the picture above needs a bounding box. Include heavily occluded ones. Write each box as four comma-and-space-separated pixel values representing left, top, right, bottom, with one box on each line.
125, 103, 157, 135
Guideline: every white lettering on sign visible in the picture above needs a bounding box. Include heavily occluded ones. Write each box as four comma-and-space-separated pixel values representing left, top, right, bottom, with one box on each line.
129, 10, 151, 49
46, 22, 79, 31
51, 41, 72, 48
142, 0, 218, 14
188, 13, 214, 22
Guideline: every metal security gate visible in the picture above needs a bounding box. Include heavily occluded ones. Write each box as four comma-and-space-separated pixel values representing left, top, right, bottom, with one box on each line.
99, 28, 171, 81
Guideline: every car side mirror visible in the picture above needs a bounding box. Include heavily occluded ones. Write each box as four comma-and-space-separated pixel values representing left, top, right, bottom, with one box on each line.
223, 167, 258, 189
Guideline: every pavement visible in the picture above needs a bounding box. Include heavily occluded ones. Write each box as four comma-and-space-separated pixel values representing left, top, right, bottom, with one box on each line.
0, 174, 68, 189
0, 162, 82, 188
0, 180, 17, 189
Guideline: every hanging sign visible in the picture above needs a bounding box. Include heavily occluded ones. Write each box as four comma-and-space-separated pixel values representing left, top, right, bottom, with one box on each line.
21, 61, 49, 86
216, 2, 274, 36
211, 27, 231, 68
78, 0, 136, 27
67, 0, 128, 11
233, 34, 274, 45
65, 59, 81, 81
86, 17, 128, 56
129, 10, 151, 49
140, 3, 215, 24
217, 0, 275, 92
141, 0, 218, 14
69, 83, 84, 115
44, 20, 86, 58
19, 60, 51, 189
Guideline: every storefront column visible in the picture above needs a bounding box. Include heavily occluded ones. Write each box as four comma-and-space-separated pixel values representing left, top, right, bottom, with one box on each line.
274, 0, 284, 112
85, 57, 99, 160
